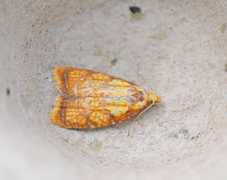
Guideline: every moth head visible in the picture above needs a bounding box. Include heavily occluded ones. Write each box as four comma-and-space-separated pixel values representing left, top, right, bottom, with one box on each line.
147, 93, 162, 103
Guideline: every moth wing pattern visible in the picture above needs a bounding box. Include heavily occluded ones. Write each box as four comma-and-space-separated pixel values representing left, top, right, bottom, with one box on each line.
50, 66, 160, 129
50, 95, 141, 129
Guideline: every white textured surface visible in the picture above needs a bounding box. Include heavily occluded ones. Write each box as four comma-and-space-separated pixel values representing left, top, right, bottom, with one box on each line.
1, 0, 227, 179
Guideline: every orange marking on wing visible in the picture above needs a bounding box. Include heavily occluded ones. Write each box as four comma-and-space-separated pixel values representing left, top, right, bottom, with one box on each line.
67, 69, 90, 91
52, 66, 73, 92
64, 100, 88, 128
91, 72, 111, 81
50, 96, 72, 128
50, 96, 88, 129
50, 96, 144, 128
88, 111, 111, 128
52, 66, 91, 95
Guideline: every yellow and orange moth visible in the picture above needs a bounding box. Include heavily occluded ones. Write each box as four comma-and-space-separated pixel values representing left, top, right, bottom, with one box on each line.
50, 66, 162, 130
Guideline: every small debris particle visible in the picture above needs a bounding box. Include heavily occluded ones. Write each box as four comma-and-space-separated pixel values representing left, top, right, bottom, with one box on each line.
179, 128, 189, 135
6, 88, 10, 96
103, 7, 110, 16
89, 138, 102, 152
111, 58, 117, 66
153, 32, 166, 40
221, 23, 226, 34
101, 54, 110, 62
129, 6, 143, 20
191, 133, 201, 140
129, 6, 141, 14
178, 128, 190, 139
21, 95, 31, 108
132, 13, 144, 20
94, 45, 102, 56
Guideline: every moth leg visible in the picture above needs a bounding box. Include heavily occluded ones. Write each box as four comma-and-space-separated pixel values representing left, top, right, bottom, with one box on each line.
128, 100, 155, 136
128, 115, 143, 136
137, 117, 143, 126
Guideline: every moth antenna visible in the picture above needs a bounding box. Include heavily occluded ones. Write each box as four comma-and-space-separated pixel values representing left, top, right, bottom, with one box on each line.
136, 65, 155, 95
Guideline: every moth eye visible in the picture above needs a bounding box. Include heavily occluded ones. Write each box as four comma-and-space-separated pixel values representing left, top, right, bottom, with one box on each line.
149, 100, 153, 105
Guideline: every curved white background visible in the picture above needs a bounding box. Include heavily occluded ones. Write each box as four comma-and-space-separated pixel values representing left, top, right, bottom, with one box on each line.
1, 1, 227, 179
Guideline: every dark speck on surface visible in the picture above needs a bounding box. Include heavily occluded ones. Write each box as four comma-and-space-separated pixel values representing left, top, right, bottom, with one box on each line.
6, 88, 10, 96
129, 6, 141, 14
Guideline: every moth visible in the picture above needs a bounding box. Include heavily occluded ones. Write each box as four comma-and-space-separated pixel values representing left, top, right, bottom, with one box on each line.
50, 66, 162, 133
